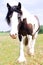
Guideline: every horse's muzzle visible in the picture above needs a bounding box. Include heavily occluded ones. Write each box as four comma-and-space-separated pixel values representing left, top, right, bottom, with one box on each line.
10, 34, 17, 39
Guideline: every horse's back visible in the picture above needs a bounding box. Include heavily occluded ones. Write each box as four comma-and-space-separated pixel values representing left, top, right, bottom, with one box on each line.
22, 10, 39, 35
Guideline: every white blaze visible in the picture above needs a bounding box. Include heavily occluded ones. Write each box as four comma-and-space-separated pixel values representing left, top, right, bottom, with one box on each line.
10, 12, 18, 35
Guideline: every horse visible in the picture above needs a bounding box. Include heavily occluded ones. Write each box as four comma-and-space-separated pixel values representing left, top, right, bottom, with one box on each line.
6, 2, 40, 62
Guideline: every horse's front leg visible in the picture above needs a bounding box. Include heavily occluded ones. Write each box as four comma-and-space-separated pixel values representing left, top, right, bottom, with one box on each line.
17, 34, 26, 62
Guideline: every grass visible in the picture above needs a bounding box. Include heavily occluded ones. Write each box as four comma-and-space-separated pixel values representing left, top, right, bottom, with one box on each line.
0, 32, 43, 65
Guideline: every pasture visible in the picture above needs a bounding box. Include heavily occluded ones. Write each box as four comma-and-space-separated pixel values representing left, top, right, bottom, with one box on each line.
0, 32, 43, 65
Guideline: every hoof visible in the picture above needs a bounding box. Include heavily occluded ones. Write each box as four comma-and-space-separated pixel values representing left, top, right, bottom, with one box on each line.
17, 56, 26, 63
28, 52, 34, 56
27, 48, 34, 56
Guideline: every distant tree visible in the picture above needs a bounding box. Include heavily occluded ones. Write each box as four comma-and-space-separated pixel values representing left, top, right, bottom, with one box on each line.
39, 25, 43, 34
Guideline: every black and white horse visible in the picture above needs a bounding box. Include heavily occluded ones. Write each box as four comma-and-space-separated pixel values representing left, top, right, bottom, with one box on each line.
6, 2, 40, 62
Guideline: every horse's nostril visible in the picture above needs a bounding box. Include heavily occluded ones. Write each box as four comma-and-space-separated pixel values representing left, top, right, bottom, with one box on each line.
10, 34, 17, 39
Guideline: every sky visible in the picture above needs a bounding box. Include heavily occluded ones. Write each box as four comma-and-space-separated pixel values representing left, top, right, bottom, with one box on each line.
0, 0, 43, 31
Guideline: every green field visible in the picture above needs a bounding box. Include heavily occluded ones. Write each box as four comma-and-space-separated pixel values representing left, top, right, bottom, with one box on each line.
0, 33, 43, 65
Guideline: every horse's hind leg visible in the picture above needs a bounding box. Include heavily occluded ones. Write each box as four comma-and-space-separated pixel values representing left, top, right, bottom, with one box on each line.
27, 32, 38, 56
27, 35, 33, 55
31, 32, 38, 55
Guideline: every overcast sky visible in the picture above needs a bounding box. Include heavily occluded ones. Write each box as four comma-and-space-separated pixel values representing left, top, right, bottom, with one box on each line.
0, 0, 43, 31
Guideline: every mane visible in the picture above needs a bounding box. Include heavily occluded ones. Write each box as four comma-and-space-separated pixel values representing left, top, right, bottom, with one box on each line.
6, 3, 13, 25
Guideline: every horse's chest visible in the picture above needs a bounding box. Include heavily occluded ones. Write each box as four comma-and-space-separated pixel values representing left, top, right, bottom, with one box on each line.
18, 22, 33, 36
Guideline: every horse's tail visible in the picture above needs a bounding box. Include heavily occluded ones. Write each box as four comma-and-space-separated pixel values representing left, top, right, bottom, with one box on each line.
34, 15, 40, 31
33, 15, 40, 35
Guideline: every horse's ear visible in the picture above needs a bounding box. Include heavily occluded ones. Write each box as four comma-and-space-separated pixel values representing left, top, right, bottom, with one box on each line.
18, 2, 21, 9
7, 3, 11, 9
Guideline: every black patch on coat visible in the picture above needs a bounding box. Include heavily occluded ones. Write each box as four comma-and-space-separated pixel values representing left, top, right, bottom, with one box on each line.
18, 34, 22, 41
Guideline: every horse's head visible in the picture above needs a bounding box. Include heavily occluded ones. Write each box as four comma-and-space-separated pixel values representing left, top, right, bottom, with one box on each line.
6, 2, 22, 39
